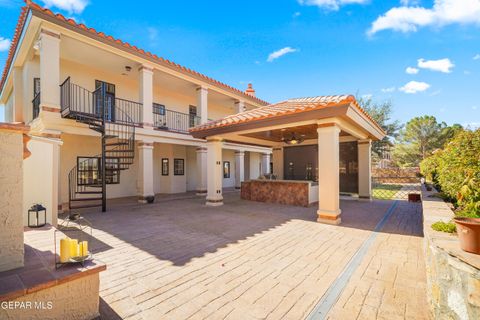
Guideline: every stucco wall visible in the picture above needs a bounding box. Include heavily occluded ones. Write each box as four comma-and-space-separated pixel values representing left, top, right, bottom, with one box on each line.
59, 133, 139, 204
0, 273, 100, 320
4, 92, 13, 123
186, 146, 197, 191
222, 149, 235, 188
153, 143, 188, 194
0, 129, 24, 272
248, 152, 261, 180
23, 137, 60, 226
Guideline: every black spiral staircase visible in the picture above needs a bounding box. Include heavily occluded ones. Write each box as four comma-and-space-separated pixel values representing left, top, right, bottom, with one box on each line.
60, 77, 136, 212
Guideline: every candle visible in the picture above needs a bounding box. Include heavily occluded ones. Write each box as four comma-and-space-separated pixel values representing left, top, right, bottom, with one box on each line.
60, 238, 71, 263
69, 239, 79, 257
79, 241, 89, 257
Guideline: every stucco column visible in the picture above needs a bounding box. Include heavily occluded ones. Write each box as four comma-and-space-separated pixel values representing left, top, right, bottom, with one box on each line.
39, 29, 60, 110
12, 66, 24, 122
0, 123, 30, 272
234, 100, 245, 114
317, 124, 341, 225
196, 146, 207, 195
358, 139, 372, 200
196, 86, 208, 124
261, 153, 271, 176
23, 133, 62, 227
206, 139, 223, 206
234, 151, 245, 189
139, 65, 154, 127
137, 142, 155, 203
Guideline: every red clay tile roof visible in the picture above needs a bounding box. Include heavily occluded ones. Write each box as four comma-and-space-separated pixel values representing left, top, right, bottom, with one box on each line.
189, 95, 385, 134
0, 1, 269, 106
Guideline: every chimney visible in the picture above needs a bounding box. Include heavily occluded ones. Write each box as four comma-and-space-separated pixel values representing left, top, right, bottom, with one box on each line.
245, 83, 256, 97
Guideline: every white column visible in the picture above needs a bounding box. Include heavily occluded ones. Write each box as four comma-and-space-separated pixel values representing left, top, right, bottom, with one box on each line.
12, 67, 24, 122
358, 139, 372, 200
234, 100, 245, 114
261, 153, 271, 176
139, 65, 154, 128
234, 151, 245, 189
39, 29, 60, 110
196, 146, 207, 195
137, 142, 155, 203
206, 139, 223, 206
197, 86, 208, 124
317, 124, 341, 225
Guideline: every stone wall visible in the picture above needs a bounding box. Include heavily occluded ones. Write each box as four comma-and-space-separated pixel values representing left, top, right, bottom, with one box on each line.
0, 124, 28, 272
422, 186, 480, 319
0, 273, 100, 320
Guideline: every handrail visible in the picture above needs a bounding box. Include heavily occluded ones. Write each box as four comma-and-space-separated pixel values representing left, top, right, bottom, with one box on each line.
153, 106, 201, 134
32, 92, 40, 119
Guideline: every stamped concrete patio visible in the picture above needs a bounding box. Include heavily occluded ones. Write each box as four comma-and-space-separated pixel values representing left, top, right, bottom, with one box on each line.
77, 192, 427, 320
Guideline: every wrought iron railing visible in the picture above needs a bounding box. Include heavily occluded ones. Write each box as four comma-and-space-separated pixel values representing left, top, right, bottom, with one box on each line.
32, 92, 40, 119
60, 77, 143, 126
153, 105, 201, 134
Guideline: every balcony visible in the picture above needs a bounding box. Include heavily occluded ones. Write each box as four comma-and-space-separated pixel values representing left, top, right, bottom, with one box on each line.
153, 103, 201, 134
60, 77, 143, 126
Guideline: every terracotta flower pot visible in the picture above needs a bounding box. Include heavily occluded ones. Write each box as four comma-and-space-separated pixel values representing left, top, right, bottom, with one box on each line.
454, 217, 480, 255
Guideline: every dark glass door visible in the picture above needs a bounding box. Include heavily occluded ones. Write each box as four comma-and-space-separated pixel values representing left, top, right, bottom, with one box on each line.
189, 105, 197, 127
339, 141, 359, 193
95, 80, 115, 121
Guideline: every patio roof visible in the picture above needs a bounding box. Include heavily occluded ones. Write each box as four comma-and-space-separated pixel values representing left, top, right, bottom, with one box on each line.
189, 95, 386, 141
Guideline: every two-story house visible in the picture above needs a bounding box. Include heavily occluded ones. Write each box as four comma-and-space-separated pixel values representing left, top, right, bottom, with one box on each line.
0, 1, 273, 225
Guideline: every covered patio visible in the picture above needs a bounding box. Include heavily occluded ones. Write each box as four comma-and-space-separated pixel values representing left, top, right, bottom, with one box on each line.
190, 95, 385, 224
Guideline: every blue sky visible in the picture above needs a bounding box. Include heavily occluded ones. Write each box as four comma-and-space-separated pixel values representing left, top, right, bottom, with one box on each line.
0, 0, 479, 127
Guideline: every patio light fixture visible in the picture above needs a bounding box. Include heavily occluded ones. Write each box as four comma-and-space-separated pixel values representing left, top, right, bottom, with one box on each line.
282, 132, 304, 145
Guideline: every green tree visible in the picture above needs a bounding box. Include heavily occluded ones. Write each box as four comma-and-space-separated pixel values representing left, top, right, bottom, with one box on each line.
357, 98, 402, 159
393, 116, 461, 167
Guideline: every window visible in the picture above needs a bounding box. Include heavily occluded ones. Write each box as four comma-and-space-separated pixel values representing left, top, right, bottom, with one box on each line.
153, 103, 166, 115
77, 157, 119, 186
162, 158, 169, 176
189, 105, 198, 127
33, 78, 40, 96
174, 159, 184, 175
77, 157, 99, 186
223, 161, 230, 178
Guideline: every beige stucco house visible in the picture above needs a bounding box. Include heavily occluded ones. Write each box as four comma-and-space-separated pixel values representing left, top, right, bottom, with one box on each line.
1, 1, 384, 226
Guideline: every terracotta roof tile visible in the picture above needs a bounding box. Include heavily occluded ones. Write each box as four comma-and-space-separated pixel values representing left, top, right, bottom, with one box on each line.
189, 95, 385, 134
0, 1, 269, 106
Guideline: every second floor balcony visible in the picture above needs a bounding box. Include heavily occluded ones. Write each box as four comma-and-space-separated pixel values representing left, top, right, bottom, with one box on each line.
57, 78, 203, 134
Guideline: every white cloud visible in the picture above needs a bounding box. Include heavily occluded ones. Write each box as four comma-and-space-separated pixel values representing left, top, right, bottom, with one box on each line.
429, 90, 441, 96
381, 87, 396, 93
293, 11, 301, 17
417, 58, 454, 73
0, 37, 11, 52
400, 0, 420, 5
368, 0, 480, 35
399, 80, 430, 93
267, 47, 298, 62
406, 66, 419, 74
463, 122, 480, 129
474, 54, 480, 60
472, 106, 478, 110
42, 0, 88, 14
298, 0, 369, 11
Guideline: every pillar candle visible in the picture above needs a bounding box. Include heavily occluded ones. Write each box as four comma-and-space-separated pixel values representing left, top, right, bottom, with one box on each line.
69, 239, 79, 257
60, 238, 71, 263
79, 241, 89, 256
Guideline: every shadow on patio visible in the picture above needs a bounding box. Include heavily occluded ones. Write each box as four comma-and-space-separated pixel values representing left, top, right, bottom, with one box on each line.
77, 192, 420, 267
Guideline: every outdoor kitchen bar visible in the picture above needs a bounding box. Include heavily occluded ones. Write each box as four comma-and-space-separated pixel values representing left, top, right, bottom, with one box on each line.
240, 179, 318, 207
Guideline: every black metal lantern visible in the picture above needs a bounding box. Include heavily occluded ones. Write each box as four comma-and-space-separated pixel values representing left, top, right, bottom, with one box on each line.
28, 204, 47, 228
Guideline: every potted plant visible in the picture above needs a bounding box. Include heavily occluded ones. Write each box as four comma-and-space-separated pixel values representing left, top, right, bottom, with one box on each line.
454, 216, 480, 254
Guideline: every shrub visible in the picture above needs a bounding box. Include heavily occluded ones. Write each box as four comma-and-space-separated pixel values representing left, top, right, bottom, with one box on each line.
420, 129, 480, 218
431, 221, 456, 233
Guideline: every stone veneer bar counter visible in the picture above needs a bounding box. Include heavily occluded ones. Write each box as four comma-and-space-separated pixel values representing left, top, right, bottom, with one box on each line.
241, 179, 318, 207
